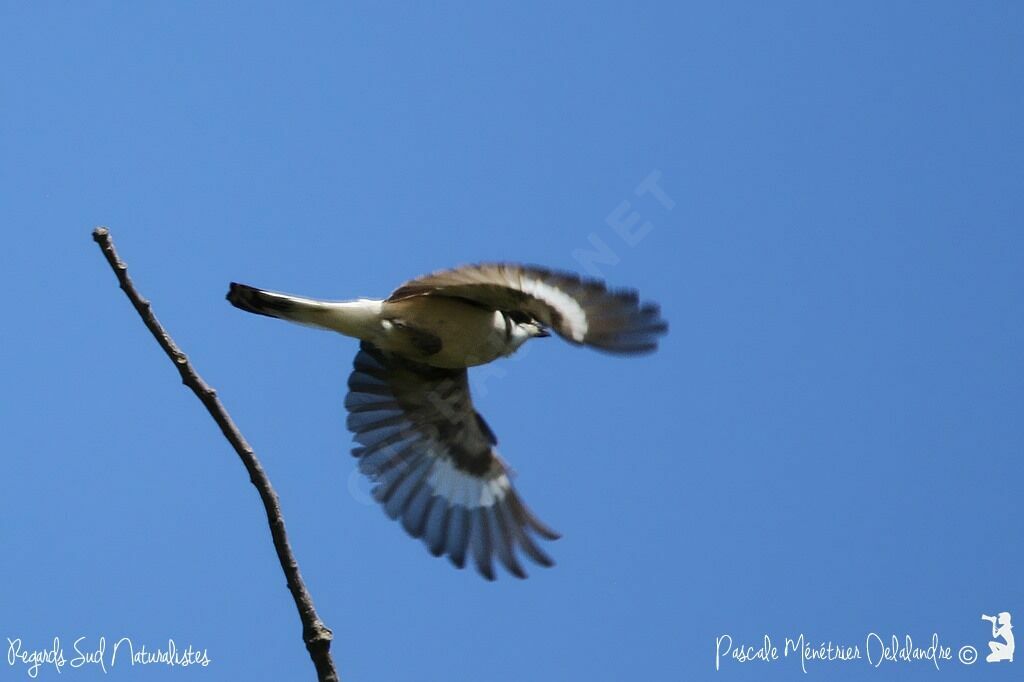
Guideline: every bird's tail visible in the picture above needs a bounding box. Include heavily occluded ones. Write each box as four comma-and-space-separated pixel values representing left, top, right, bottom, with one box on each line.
227, 282, 382, 339
227, 282, 336, 328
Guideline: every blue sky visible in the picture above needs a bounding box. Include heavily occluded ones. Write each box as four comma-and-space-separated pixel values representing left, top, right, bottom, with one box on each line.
2, 2, 1022, 681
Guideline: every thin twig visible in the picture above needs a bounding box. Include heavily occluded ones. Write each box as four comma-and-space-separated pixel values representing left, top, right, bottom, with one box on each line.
92, 227, 339, 682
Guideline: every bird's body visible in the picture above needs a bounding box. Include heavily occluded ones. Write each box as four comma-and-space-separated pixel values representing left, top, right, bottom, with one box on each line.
227, 287, 523, 368
378, 296, 515, 368
227, 263, 667, 579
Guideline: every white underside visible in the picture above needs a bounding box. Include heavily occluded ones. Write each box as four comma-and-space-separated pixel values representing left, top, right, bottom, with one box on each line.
425, 456, 510, 508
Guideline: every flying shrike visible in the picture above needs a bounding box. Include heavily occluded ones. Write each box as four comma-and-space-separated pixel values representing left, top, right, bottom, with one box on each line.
227, 263, 667, 579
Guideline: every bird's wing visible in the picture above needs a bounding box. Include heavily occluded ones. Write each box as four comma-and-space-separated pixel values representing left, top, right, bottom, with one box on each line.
345, 342, 559, 580
387, 263, 667, 353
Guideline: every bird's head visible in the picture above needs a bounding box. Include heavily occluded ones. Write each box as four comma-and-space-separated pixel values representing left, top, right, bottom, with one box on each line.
505, 311, 550, 350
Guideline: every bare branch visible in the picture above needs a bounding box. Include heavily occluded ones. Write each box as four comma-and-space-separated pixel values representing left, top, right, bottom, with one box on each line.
91, 227, 339, 682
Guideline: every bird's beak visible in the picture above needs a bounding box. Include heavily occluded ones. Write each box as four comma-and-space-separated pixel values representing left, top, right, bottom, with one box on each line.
535, 328, 551, 338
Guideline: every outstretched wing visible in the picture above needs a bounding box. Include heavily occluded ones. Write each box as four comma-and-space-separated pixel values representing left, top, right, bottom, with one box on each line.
345, 342, 559, 580
387, 263, 668, 354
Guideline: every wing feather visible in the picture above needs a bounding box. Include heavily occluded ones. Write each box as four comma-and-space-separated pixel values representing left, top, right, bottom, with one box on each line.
345, 342, 558, 579
388, 263, 667, 354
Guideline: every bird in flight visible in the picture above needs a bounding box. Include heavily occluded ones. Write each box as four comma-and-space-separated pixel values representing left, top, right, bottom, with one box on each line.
227, 263, 667, 579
